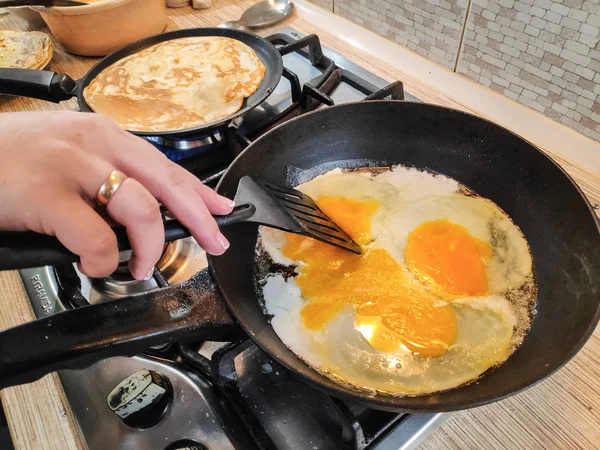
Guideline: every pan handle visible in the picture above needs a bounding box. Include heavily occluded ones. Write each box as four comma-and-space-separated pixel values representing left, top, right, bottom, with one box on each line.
0, 69, 77, 103
0, 205, 256, 271
0, 268, 244, 390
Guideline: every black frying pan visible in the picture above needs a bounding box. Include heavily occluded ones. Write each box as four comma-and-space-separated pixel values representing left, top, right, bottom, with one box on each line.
0, 28, 283, 138
0, 101, 599, 414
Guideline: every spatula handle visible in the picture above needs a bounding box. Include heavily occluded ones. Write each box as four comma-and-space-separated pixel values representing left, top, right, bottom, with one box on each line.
0, 205, 255, 270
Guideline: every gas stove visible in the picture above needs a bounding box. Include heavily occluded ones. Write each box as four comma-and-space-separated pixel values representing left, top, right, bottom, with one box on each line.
19, 28, 448, 450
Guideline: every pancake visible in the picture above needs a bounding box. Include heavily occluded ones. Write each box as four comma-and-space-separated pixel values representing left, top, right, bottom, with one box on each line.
0, 30, 53, 70
83, 36, 266, 132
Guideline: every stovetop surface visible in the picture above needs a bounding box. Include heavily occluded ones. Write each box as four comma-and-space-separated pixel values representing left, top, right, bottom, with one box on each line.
18, 27, 449, 450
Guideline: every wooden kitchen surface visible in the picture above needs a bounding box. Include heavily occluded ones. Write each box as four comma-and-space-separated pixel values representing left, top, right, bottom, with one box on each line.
0, 1, 599, 449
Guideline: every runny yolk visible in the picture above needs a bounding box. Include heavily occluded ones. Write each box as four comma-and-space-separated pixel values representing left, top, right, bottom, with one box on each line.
282, 196, 458, 358
282, 196, 378, 273
313, 196, 378, 246
405, 220, 492, 297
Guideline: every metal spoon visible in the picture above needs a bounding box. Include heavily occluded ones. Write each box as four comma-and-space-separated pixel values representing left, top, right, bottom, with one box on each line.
218, 0, 294, 30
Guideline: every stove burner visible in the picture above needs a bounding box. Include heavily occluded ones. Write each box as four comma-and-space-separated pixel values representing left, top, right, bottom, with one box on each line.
156, 237, 207, 285
79, 237, 204, 303
146, 132, 223, 151
145, 127, 227, 163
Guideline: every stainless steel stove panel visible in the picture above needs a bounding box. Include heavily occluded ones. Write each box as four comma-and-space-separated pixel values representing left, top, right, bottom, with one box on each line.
59, 356, 241, 450
20, 266, 63, 317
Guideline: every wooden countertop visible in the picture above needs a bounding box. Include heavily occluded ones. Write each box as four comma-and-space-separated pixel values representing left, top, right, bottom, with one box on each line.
1, 1, 599, 449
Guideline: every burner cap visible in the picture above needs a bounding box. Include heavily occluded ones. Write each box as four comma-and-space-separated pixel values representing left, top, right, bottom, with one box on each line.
63, 237, 207, 304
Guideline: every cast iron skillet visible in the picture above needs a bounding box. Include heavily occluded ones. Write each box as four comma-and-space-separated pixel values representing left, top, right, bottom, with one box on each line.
0, 28, 283, 138
0, 101, 599, 413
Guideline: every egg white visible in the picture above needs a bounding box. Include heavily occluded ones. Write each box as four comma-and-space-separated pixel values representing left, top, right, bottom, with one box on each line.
262, 274, 516, 395
386, 194, 532, 293
257, 165, 535, 396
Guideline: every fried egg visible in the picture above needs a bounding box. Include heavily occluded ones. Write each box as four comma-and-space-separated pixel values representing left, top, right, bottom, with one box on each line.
257, 166, 536, 396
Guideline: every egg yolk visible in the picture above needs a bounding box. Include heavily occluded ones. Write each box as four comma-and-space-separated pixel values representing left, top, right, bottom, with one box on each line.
282, 197, 457, 358
313, 196, 378, 245
405, 220, 492, 297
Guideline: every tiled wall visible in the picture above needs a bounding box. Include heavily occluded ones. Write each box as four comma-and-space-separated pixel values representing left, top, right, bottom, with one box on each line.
334, 0, 469, 69
308, 0, 334, 9
309, 0, 600, 141
459, 0, 600, 141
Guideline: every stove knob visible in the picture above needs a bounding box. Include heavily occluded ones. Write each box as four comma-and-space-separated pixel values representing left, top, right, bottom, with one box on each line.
107, 369, 173, 429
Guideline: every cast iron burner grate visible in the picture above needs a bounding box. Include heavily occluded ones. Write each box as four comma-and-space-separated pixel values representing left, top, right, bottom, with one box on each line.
174, 31, 404, 182
178, 340, 404, 450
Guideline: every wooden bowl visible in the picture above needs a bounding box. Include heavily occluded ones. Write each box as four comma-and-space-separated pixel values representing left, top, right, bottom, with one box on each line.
36, 0, 167, 57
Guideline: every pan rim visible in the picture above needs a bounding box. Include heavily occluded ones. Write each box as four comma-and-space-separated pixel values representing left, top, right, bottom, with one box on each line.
76, 27, 284, 138
210, 100, 600, 412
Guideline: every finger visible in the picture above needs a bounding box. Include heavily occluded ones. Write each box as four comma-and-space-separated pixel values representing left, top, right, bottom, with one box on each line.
71, 157, 164, 279
153, 163, 231, 255
159, 176, 230, 256
193, 180, 235, 215
58, 152, 163, 278
114, 150, 231, 255
81, 123, 232, 254
157, 161, 235, 215
106, 178, 164, 281
82, 117, 236, 214
45, 194, 119, 278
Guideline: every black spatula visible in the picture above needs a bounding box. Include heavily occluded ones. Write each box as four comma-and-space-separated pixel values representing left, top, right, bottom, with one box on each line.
0, 176, 361, 270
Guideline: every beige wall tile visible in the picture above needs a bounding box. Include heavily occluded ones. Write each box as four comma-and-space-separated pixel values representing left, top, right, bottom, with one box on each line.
458, 0, 600, 141
306, 0, 600, 141
306, 0, 334, 11
333, 0, 470, 69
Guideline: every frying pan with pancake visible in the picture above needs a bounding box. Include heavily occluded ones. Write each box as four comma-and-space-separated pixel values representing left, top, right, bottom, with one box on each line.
0, 101, 598, 414
0, 28, 283, 138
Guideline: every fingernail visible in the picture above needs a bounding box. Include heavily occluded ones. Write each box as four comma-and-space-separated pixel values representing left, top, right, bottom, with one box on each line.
219, 195, 235, 208
217, 232, 230, 251
144, 269, 154, 281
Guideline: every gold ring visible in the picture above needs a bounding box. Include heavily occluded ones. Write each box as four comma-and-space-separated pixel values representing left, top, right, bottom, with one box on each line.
97, 170, 128, 206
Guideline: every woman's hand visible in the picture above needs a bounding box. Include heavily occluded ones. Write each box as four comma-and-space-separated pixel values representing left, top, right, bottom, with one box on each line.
0, 111, 234, 280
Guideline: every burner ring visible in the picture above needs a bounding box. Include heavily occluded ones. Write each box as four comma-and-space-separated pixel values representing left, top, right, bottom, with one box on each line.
55, 238, 207, 305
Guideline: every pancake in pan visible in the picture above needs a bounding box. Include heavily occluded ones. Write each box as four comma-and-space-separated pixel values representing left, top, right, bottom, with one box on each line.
82, 36, 266, 133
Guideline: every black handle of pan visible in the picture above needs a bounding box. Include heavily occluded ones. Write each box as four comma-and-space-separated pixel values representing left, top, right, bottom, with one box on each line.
0, 0, 45, 6
0, 1, 88, 5
0, 69, 77, 103
0, 267, 245, 390
0, 205, 256, 270
0, 1, 52, 6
